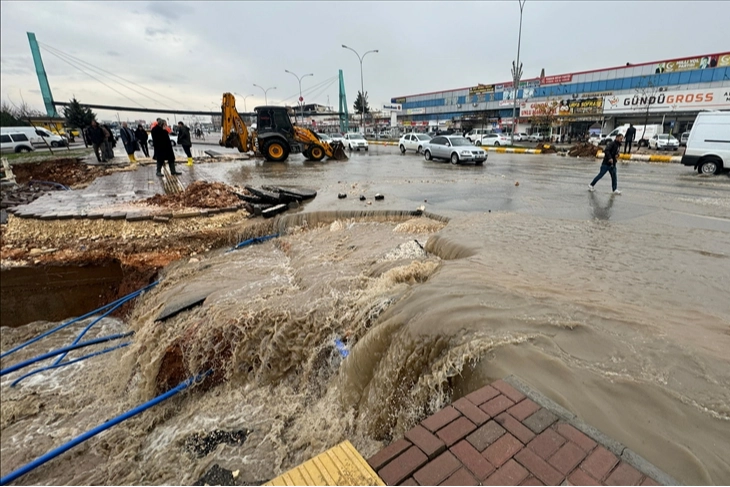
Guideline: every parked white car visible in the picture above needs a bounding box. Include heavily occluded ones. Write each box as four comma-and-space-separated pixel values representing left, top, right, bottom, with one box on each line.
512, 132, 529, 142
344, 133, 368, 151
528, 133, 546, 142
648, 134, 679, 151
0, 126, 68, 147
399, 133, 432, 154
464, 128, 494, 143
477, 133, 511, 146
0, 132, 35, 153
330, 133, 345, 144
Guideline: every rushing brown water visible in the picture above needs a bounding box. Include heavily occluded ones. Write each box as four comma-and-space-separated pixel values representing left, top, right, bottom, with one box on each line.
2, 153, 729, 485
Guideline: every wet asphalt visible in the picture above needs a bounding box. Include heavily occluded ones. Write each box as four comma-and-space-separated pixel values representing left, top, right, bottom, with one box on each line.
200, 144, 730, 233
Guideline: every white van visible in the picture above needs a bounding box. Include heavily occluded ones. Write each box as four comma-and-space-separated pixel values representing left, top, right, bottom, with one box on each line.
0, 132, 35, 153
0, 126, 68, 147
604, 124, 661, 146
464, 128, 495, 143
681, 111, 730, 175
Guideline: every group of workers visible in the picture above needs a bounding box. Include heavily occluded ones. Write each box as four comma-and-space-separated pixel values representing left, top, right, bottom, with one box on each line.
85, 119, 195, 175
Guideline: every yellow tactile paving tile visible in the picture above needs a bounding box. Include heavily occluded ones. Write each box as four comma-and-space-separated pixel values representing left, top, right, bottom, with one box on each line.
264, 440, 385, 486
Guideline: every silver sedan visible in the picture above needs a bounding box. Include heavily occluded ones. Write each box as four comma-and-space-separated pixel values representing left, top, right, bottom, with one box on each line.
423, 135, 487, 165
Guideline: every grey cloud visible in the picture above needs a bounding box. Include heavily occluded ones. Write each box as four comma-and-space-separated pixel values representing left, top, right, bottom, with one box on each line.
107, 50, 121, 57
145, 27, 172, 38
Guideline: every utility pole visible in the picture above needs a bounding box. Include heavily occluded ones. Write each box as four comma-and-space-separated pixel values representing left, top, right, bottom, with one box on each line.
253, 84, 276, 105
511, 0, 526, 146
342, 44, 378, 133
284, 70, 313, 125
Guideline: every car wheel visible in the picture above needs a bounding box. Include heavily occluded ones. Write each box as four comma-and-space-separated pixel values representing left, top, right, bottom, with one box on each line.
399, 145, 406, 153
365, 147, 368, 151
699, 158, 720, 175
50, 141, 59, 147
417, 145, 422, 154
474, 140, 482, 146
348, 144, 352, 151
424, 150, 432, 161
171, 141, 177, 146
494, 142, 500, 146
450, 153, 459, 165
263, 139, 290, 162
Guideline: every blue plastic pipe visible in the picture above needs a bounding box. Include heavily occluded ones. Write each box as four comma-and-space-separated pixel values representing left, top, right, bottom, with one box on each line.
52, 293, 137, 366
0, 370, 212, 486
227, 233, 279, 253
0, 332, 133, 377
11, 342, 131, 387
0, 281, 158, 360
334, 338, 349, 358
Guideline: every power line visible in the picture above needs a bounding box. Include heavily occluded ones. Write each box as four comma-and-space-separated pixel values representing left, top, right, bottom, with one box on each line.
39, 42, 187, 108
40, 48, 147, 108
40, 45, 176, 110
277, 76, 338, 104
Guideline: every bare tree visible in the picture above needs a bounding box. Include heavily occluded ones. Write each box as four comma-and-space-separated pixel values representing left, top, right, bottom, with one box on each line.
634, 76, 660, 146
530, 99, 560, 136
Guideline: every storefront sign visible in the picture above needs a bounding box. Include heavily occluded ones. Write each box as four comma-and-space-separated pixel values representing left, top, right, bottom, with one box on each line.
392, 97, 407, 104
469, 84, 495, 95
383, 104, 402, 111
541, 74, 573, 85
520, 101, 558, 118
603, 88, 730, 113
654, 52, 730, 73
406, 108, 426, 115
565, 97, 603, 115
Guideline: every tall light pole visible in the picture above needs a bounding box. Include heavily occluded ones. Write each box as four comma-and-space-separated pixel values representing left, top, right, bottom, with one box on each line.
234, 92, 255, 112
511, 0, 526, 146
253, 84, 276, 105
342, 44, 378, 132
285, 70, 313, 124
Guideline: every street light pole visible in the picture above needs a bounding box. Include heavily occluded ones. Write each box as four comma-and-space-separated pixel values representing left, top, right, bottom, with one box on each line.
342, 44, 378, 132
253, 84, 276, 105
285, 70, 314, 125
511, 0, 526, 146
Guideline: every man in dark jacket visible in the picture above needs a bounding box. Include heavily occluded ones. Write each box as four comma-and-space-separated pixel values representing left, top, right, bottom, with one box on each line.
150, 119, 181, 177
135, 125, 149, 158
177, 121, 193, 166
589, 133, 623, 194
624, 124, 636, 154
86, 120, 106, 162
119, 122, 137, 163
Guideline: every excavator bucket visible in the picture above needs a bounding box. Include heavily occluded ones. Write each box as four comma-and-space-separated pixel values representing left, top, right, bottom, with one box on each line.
329, 141, 349, 161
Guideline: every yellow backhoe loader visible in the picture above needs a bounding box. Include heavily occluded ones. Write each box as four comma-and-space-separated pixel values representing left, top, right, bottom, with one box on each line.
219, 92, 348, 162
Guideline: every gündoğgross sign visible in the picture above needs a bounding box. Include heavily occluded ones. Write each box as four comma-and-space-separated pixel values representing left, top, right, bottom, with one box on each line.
603, 88, 730, 114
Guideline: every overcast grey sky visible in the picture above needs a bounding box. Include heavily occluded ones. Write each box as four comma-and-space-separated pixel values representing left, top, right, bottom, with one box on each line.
1, 1, 728, 121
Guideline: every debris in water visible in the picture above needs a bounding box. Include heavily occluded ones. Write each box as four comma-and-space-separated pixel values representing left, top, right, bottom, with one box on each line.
375, 193, 384, 201
515, 181, 520, 187
334, 338, 349, 357
359, 195, 366, 201
338, 193, 347, 199
184, 429, 250, 458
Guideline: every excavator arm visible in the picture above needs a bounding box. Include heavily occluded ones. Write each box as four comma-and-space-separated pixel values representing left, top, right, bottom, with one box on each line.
220, 93, 251, 152
292, 126, 348, 161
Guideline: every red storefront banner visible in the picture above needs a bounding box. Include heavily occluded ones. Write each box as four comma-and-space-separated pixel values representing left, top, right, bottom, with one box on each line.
541, 74, 573, 85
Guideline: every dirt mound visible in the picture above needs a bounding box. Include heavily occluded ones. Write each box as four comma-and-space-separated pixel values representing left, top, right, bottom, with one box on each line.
568, 143, 600, 158
536, 143, 558, 154
10, 158, 111, 188
143, 181, 243, 209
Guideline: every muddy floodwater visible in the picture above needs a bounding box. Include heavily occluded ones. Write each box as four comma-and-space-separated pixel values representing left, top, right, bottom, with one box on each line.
1, 149, 729, 485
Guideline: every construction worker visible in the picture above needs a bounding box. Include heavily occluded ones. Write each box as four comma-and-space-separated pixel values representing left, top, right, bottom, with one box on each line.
177, 121, 193, 166
119, 122, 137, 164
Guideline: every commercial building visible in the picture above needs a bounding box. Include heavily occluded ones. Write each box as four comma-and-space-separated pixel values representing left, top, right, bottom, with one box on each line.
390, 52, 730, 139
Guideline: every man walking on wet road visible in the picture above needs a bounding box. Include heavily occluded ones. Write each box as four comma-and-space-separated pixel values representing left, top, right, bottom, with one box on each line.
589, 133, 623, 194
624, 124, 636, 154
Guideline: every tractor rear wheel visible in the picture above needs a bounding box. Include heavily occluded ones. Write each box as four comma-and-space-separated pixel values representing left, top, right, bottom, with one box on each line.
263, 140, 289, 162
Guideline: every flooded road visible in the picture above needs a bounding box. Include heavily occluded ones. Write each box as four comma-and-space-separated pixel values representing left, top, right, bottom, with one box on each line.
1, 150, 729, 485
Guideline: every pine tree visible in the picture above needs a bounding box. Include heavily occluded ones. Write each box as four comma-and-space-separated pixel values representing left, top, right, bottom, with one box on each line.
63, 98, 96, 145
353, 91, 370, 115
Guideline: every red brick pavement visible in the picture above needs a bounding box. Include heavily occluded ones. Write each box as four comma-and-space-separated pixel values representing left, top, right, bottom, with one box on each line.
367, 380, 663, 486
